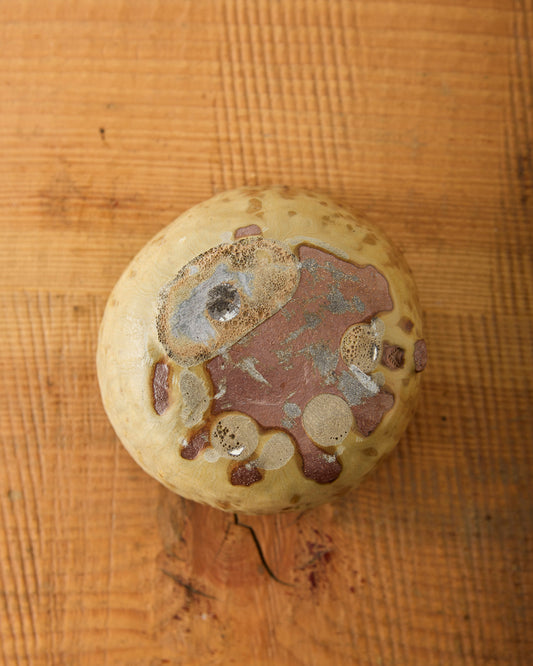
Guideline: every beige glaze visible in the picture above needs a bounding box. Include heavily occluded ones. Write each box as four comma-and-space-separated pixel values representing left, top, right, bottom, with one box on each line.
97, 186, 426, 514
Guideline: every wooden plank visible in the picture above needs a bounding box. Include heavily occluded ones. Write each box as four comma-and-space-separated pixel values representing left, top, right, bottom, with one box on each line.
1, 0, 531, 664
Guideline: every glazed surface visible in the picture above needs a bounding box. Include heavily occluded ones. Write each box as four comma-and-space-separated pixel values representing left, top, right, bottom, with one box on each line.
97, 187, 426, 514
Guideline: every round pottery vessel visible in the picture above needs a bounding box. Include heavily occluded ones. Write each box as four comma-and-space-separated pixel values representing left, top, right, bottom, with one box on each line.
97, 186, 427, 514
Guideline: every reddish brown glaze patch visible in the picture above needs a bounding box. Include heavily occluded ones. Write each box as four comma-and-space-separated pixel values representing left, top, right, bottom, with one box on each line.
352, 390, 394, 437
231, 465, 263, 486
381, 343, 405, 370
398, 316, 414, 333
206, 244, 394, 483
152, 361, 170, 415
414, 339, 428, 372
181, 428, 209, 460
300, 446, 342, 483
234, 224, 263, 239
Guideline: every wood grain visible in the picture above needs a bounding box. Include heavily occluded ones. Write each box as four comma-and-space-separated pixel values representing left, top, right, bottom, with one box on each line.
1, 1, 532, 664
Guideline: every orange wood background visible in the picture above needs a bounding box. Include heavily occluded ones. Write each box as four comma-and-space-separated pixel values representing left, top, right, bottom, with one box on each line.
1, 1, 532, 664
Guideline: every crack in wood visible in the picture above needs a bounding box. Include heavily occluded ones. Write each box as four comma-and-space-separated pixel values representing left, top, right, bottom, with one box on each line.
233, 514, 293, 586
161, 569, 217, 600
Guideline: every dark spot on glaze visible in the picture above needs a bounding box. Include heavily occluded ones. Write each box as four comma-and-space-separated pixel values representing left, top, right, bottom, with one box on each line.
246, 198, 263, 214
398, 316, 414, 333
288, 210, 297, 217
152, 361, 170, 415
363, 232, 377, 245
230, 465, 263, 486
414, 339, 428, 372
242, 186, 267, 197
363, 447, 378, 457
181, 428, 209, 460
381, 342, 405, 370
278, 186, 300, 200
385, 247, 403, 270
206, 283, 241, 322
234, 224, 263, 239
290, 494, 301, 504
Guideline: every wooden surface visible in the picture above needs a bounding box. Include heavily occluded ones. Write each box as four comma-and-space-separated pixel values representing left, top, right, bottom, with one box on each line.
1, 1, 532, 664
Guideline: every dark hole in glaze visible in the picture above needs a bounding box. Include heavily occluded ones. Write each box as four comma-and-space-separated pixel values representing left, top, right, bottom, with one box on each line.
206, 283, 241, 322
381, 342, 405, 370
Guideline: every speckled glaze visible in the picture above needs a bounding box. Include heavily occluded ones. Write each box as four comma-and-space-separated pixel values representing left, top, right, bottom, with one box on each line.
96, 186, 427, 514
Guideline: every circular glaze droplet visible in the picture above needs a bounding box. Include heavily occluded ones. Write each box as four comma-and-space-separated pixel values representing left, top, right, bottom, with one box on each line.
211, 413, 259, 461
302, 394, 354, 447
254, 433, 295, 470
340, 319, 384, 373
